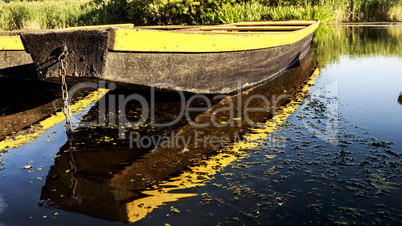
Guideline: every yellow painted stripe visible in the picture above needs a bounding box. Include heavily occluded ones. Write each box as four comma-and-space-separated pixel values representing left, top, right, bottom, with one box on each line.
0, 36, 24, 50
234, 20, 317, 26
0, 89, 109, 151
112, 20, 319, 52
200, 26, 305, 31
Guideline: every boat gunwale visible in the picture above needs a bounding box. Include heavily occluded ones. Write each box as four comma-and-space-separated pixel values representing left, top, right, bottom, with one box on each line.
152, 19, 319, 35
3, 20, 319, 51
0, 36, 25, 51
111, 19, 320, 53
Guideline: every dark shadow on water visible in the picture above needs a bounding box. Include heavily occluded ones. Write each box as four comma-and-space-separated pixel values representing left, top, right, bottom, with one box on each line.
0, 78, 61, 140
0, 78, 96, 141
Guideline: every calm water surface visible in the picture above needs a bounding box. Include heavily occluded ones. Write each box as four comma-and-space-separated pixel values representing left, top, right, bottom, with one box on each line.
0, 25, 401, 225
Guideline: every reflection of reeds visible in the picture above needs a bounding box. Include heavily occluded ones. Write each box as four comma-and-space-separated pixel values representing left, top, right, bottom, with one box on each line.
312, 26, 402, 68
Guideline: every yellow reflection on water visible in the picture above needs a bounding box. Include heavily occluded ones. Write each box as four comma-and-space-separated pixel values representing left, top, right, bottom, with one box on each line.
126, 151, 240, 222
124, 69, 321, 223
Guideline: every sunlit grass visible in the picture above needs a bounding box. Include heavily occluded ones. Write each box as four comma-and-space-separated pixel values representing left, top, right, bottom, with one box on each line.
203, 2, 338, 24
1, 0, 401, 30
204, 0, 402, 25
0, 0, 91, 30
264, 5, 338, 24
203, 1, 269, 24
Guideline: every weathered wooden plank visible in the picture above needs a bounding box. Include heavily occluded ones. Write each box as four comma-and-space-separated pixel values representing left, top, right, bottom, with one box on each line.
234, 20, 317, 26
103, 32, 315, 93
200, 26, 305, 31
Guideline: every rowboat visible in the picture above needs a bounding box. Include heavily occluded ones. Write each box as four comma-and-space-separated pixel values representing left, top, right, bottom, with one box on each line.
21, 19, 320, 93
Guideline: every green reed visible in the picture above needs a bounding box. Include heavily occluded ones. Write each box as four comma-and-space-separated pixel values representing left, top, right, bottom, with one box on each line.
0, 0, 92, 30
1, 0, 401, 31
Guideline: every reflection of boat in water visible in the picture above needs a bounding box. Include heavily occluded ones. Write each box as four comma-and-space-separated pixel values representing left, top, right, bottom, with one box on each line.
40, 49, 318, 223
0, 78, 61, 140
22, 20, 319, 93
0, 78, 101, 142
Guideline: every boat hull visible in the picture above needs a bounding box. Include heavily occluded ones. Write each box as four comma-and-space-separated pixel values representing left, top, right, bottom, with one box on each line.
21, 20, 319, 93
103, 32, 314, 93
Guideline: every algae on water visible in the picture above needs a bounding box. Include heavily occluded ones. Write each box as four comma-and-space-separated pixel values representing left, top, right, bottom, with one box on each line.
371, 180, 401, 189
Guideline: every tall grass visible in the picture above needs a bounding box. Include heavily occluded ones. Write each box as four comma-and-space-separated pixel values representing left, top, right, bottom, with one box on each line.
346, 0, 401, 21
0, 0, 91, 30
204, 0, 402, 25
203, 1, 338, 24
264, 5, 339, 24
0, 0, 401, 31
203, 1, 269, 24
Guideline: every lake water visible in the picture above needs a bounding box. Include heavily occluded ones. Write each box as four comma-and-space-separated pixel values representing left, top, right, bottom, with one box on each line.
0, 25, 401, 225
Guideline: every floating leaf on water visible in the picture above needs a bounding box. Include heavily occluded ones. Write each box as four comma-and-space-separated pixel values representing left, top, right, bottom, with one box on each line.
371, 180, 400, 189
264, 155, 276, 159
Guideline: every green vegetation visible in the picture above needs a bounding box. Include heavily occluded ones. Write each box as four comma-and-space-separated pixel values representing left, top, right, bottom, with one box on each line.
0, 0, 401, 31
203, 1, 337, 24
0, 0, 92, 30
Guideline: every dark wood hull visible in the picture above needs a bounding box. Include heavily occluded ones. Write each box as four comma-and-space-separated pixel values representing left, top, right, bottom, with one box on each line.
103, 32, 314, 93
21, 24, 317, 94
